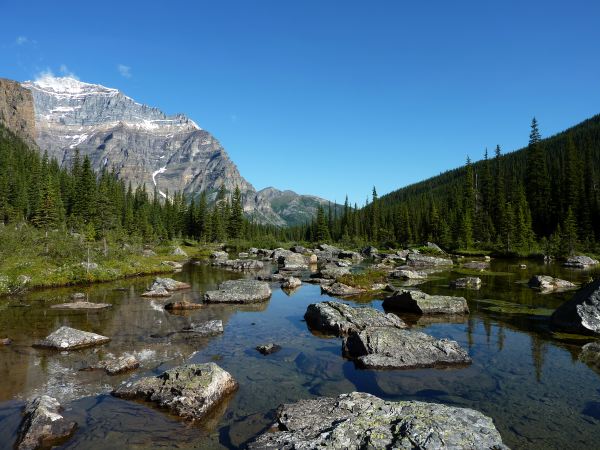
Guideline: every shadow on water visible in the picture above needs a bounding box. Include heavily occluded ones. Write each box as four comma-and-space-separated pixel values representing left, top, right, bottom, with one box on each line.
1, 258, 600, 449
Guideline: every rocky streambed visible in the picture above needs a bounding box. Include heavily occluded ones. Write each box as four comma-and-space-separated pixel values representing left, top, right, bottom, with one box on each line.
0, 253, 600, 449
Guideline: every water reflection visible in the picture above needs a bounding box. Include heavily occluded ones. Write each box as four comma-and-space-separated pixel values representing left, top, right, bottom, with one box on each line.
0, 259, 599, 449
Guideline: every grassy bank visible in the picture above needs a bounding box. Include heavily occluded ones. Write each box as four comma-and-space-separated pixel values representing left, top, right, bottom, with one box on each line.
0, 225, 211, 296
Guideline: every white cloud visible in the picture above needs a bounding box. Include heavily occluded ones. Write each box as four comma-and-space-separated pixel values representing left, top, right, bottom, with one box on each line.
34, 68, 55, 81
59, 64, 78, 79
117, 64, 132, 78
16, 36, 28, 45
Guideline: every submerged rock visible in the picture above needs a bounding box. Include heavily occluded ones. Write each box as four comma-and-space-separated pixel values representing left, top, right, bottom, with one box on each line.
204, 280, 272, 304
462, 261, 490, 271
281, 276, 302, 289
450, 277, 482, 289
528, 275, 576, 292
551, 279, 600, 334
579, 341, 600, 374
50, 301, 112, 310
248, 392, 506, 450
256, 343, 281, 355
16, 395, 77, 450
256, 273, 287, 282
407, 253, 453, 268
182, 320, 224, 336
383, 289, 469, 315
164, 300, 202, 310
84, 355, 140, 375
564, 255, 599, 269
304, 301, 406, 336
343, 327, 471, 369
112, 363, 238, 420
33, 326, 110, 350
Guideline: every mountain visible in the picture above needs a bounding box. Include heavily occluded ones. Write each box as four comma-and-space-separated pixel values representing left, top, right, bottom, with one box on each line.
13, 75, 330, 226
0, 78, 37, 147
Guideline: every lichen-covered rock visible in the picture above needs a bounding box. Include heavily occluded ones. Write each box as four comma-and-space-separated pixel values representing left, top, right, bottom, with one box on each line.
172, 246, 188, 257
164, 300, 202, 310
277, 251, 308, 270
112, 363, 237, 420
50, 301, 112, 310
210, 250, 229, 262
317, 263, 351, 279
213, 259, 264, 271
564, 255, 599, 268
407, 253, 453, 268
321, 282, 365, 297
383, 289, 469, 315
33, 326, 110, 350
142, 277, 191, 297
450, 277, 482, 289
579, 341, 600, 374
282, 277, 302, 289
392, 269, 427, 280
361, 246, 378, 257
305, 301, 406, 336
256, 343, 281, 355
343, 327, 471, 369
528, 275, 576, 292
257, 273, 287, 282
551, 279, 600, 334
204, 280, 271, 304
15, 395, 77, 450
161, 260, 183, 270
248, 392, 507, 450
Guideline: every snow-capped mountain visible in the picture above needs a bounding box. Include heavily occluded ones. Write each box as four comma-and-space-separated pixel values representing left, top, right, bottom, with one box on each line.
15, 75, 329, 225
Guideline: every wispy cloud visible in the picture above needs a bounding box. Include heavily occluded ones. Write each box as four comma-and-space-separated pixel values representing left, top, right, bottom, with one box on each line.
34, 68, 55, 81
16, 36, 28, 45
59, 64, 78, 79
117, 64, 132, 78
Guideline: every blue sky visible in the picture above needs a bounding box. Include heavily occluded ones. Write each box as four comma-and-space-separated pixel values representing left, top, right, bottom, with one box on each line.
1, 1, 599, 205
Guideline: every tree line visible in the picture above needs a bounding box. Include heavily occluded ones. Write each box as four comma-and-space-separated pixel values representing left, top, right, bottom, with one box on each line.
0, 124, 293, 245
302, 116, 600, 256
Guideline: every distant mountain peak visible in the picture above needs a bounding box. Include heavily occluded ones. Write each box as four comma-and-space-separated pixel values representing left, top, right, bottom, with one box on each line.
24, 75, 119, 97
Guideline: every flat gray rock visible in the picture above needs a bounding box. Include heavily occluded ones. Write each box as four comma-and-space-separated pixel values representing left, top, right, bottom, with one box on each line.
392, 269, 427, 279
112, 363, 238, 420
305, 301, 406, 336
281, 276, 302, 289
450, 277, 482, 289
16, 395, 77, 450
321, 282, 365, 297
142, 277, 191, 297
343, 327, 471, 369
33, 326, 110, 350
564, 255, 599, 268
529, 275, 576, 292
407, 253, 453, 268
383, 289, 469, 315
50, 301, 111, 310
204, 280, 271, 304
212, 259, 264, 271
551, 279, 600, 334
248, 392, 507, 449
317, 263, 351, 279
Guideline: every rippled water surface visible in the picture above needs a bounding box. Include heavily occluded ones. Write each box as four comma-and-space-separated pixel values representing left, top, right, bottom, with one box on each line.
1, 259, 600, 449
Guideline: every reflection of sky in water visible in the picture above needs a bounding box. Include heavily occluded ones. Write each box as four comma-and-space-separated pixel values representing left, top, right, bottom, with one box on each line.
1, 259, 600, 449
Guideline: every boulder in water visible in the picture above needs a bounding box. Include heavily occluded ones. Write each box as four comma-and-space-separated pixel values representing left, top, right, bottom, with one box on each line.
248, 392, 507, 449
383, 290, 469, 315
204, 280, 272, 304
551, 279, 600, 334
33, 326, 110, 350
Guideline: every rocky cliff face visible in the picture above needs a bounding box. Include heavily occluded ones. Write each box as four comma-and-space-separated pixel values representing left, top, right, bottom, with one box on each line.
18, 75, 329, 225
0, 78, 37, 146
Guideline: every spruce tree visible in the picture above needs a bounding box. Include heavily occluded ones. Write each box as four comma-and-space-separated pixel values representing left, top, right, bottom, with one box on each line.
525, 117, 550, 235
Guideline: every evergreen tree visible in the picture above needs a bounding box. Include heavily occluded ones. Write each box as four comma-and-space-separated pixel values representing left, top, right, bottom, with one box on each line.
525, 117, 550, 235
228, 186, 244, 239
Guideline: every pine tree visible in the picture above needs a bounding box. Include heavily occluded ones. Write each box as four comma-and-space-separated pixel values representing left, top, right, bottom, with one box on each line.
561, 207, 578, 256
370, 186, 379, 242
73, 155, 97, 223
228, 186, 244, 239
526, 117, 550, 235
315, 206, 331, 242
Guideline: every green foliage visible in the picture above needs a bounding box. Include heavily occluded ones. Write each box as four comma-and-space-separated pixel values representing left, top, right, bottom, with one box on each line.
337, 269, 387, 289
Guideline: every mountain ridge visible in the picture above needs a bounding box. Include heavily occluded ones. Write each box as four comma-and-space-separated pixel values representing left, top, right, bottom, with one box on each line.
7, 75, 332, 227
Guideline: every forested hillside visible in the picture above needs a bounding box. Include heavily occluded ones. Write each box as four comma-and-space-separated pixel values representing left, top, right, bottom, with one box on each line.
304, 116, 600, 256
0, 124, 291, 244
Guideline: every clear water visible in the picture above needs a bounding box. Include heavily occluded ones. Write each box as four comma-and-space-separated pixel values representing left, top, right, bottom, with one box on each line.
1, 259, 600, 449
